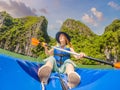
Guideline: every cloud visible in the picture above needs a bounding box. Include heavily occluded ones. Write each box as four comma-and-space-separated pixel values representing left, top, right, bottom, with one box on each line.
0, 0, 37, 17
82, 7, 104, 27
39, 8, 48, 14
82, 13, 97, 26
108, 1, 120, 10
91, 7, 103, 21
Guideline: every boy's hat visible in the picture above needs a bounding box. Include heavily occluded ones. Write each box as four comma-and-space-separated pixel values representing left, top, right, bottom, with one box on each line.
56, 32, 71, 43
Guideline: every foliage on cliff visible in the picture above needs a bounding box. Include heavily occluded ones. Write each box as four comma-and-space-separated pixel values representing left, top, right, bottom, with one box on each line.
60, 19, 120, 64
0, 11, 49, 58
0, 12, 120, 65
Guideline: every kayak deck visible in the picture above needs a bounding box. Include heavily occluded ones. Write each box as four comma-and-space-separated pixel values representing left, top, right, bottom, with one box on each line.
0, 54, 120, 90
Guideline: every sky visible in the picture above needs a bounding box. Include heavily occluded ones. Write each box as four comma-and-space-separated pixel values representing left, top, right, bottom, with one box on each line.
0, 0, 120, 37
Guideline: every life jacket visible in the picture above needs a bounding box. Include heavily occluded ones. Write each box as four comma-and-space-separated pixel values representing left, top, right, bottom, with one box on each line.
54, 46, 70, 67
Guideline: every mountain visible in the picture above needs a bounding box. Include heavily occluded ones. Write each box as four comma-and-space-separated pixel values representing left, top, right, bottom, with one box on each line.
104, 19, 120, 33
60, 19, 120, 64
0, 11, 49, 57
60, 18, 95, 37
0, 11, 120, 65
100, 19, 120, 63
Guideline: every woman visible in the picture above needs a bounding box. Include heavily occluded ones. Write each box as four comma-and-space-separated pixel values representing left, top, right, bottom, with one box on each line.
38, 32, 85, 89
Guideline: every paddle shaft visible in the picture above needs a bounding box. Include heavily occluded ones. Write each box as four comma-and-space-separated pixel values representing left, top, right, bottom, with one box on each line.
52, 46, 114, 66
84, 56, 114, 66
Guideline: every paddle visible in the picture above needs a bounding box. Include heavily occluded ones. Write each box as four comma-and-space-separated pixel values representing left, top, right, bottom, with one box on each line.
31, 38, 68, 90
31, 38, 120, 69
83, 56, 120, 68
51, 46, 120, 69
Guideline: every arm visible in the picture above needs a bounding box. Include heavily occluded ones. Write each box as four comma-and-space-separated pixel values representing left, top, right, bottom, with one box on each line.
44, 47, 54, 56
42, 43, 54, 56
70, 48, 85, 59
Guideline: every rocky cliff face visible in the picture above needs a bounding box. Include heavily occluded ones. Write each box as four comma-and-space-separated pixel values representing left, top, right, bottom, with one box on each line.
0, 12, 4, 27
0, 11, 49, 57
102, 19, 120, 62
60, 19, 95, 37
0, 11, 120, 64
60, 18, 120, 63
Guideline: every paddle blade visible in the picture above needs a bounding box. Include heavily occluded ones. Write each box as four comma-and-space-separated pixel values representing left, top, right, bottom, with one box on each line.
114, 62, 120, 69
31, 38, 40, 46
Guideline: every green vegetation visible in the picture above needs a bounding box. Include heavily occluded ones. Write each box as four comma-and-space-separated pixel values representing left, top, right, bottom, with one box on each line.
0, 48, 113, 68
60, 19, 120, 65
0, 11, 120, 67
77, 64, 113, 69
0, 11, 49, 58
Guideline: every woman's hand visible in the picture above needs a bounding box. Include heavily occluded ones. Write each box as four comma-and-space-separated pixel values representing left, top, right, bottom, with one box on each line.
42, 42, 48, 48
76, 52, 86, 59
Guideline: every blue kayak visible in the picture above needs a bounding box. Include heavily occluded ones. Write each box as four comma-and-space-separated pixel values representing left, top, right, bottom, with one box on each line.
0, 54, 120, 90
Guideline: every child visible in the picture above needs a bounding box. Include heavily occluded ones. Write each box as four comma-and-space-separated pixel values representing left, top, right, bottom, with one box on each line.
38, 32, 85, 88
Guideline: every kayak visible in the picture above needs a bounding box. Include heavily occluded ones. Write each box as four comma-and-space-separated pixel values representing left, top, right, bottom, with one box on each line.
0, 54, 120, 90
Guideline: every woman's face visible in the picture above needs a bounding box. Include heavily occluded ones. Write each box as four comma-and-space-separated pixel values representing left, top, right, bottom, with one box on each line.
59, 34, 66, 46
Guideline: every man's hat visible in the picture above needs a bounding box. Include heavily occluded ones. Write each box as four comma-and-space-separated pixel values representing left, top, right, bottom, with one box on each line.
56, 32, 71, 43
